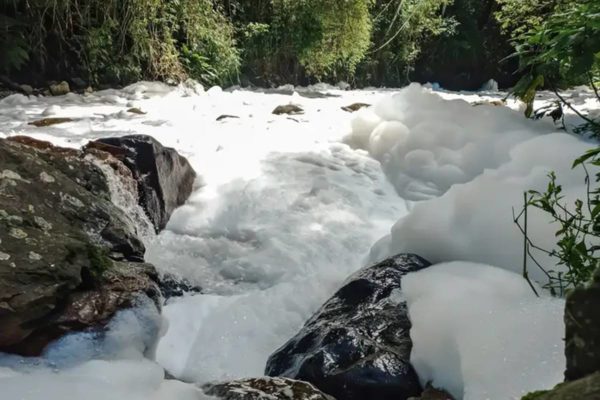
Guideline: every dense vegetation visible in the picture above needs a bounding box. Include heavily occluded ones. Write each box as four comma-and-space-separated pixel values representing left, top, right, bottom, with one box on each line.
1, 0, 595, 90
509, 0, 599, 296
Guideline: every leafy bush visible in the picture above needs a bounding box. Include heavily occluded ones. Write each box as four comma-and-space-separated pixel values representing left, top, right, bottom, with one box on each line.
0, 2, 29, 73
510, 0, 600, 118
275, 0, 372, 79
495, 0, 562, 40
232, 0, 373, 85
2, 0, 239, 86
515, 148, 600, 296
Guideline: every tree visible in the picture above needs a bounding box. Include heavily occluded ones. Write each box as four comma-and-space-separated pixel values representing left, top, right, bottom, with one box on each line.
510, 0, 600, 124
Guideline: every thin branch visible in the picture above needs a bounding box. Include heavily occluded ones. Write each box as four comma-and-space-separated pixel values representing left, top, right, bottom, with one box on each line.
552, 85, 600, 127
521, 193, 540, 297
588, 73, 600, 102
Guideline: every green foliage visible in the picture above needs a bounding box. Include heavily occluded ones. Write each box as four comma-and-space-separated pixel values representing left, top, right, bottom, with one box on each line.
521, 389, 550, 400
358, 0, 454, 86
495, 0, 561, 40
229, 0, 372, 84
413, 0, 518, 90
0, 4, 29, 73
278, 0, 372, 79
4, 0, 597, 90
515, 148, 600, 296
509, 0, 600, 118
86, 243, 113, 279
176, 0, 240, 85
2, 0, 239, 86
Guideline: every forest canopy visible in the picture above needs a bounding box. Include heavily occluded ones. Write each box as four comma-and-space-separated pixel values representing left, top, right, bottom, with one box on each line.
0, 0, 597, 90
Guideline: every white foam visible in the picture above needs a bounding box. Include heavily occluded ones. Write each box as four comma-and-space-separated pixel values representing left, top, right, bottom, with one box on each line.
404, 262, 565, 400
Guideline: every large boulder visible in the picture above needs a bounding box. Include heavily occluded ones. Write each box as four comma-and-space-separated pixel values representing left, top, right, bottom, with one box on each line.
0, 137, 160, 355
91, 135, 196, 231
203, 377, 335, 400
565, 268, 600, 381
265, 253, 430, 400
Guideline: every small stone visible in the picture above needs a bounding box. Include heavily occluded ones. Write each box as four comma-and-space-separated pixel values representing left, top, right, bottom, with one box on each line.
29, 118, 74, 127
341, 102, 371, 112
49, 81, 70, 96
6, 215, 23, 226
1, 170, 23, 181
216, 114, 239, 121
19, 84, 34, 95
0, 252, 10, 261
33, 216, 53, 231
28, 251, 42, 261
272, 104, 304, 115
10, 262, 16, 268
127, 107, 147, 115
39, 172, 56, 183
9, 228, 27, 239
60, 193, 84, 208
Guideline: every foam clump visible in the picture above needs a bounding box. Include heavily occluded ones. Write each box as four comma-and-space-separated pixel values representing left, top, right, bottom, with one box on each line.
369, 132, 594, 285
403, 262, 565, 400
346, 83, 551, 200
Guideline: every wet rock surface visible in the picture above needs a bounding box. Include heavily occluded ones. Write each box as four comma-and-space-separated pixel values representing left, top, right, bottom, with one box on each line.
266, 253, 430, 400
203, 377, 335, 400
93, 135, 196, 232
0, 137, 160, 355
158, 273, 202, 299
522, 372, 600, 400
565, 268, 600, 381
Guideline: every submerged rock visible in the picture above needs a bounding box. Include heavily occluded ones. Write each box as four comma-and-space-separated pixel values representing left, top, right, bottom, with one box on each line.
28, 117, 74, 127
273, 104, 304, 115
158, 273, 202, 299
0, 137, 159, 355
93, 135, 196, 232
203, 377, 335, 400
341, 103, 370, 112
266, 253, 430, 400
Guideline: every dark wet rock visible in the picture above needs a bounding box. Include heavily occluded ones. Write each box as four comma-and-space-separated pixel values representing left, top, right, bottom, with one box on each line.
70, 77, 88, 89
19, 84, 34, 96
521, 371, 600, 400
84, 140, 128, 161
341, 103, 370, 112
203, 377, 335, 400
217, 114, 240, 121
266, 253, 430, 400
273, 104, 304, 115
0, 137, 159, 356
29, 117, 74, 127
158, 273, 202, 299
93, 135, 196, 232
49, 81, 70, 96
565, 268, 600, 381
127, 107, 147, 115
